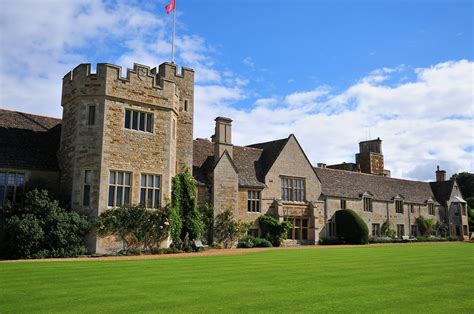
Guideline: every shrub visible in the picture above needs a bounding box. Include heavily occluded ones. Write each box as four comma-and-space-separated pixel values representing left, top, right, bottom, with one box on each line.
335, 209, 369, 244
318, 237, 344, 245
150, 247, 183, 254
416, 216, 434, 236
258, 215, 292, 247
168, 169, 204, 250
368, 236, 396, 244
96, 205, 169, 251
200, 203, 214, 245
434, 221, 449, 237
1, 189, 90, 259
381, 220, 396, 238
214, 210, 250, 248
237, 236, 272, 248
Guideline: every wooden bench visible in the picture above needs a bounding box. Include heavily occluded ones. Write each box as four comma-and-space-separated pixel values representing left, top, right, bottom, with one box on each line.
401, 235, 415, 242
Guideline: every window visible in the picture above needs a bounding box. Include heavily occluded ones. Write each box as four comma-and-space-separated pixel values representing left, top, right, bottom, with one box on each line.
249, 228, 259, 237
395, 200, 403, 214
88, 105, 96, 125
140, 174, 161, 208
281, 177, 305, 202
456, 226, 461, 236
83, 170, 92, 206
124, 109, 153, 133
340, 199, 346, 209
410, 204, 414, 213
411, 225, 417, 236
396, 224, 405, 238
184, 99, 189, 112
372, 223, 380, 237
0, 172, 25, 206
108, 171, 131, 207
363, 197, 373, 212
461, 204, 467, 216
428, 202, 434, 215
454, 205, 460, 216
172, 119, 176, 139
328, 219, 336, 237
463, 225, 468, 236
247, 190, 261, 212
285, 218, 309, 240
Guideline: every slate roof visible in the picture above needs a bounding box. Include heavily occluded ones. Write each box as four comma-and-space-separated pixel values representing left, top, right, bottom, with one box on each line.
0, 109, 62, 171
429, 180, 455, 206
314, 167, 436, 204
193, 137, 290, 188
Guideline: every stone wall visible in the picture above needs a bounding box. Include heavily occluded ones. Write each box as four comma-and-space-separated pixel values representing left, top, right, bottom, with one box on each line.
212, 152, 238, 215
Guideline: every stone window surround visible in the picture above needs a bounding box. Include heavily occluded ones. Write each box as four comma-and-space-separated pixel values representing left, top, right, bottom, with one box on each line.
427, 202, 435, 215
363, 196, 373, 212
184, 99, 189, 112
280, 176, 306, 202
340, 199, 346, 209
87, 104, 96, 126
247, 189, 261, 212
82, 169, 92, 207
108, 170, 132, 208
0, 170, 27, 207
395, 199, 404, 214
285, 217, 309, 240
123, 108, 154, 134
371, 223, 380, 237
140, 173, 161, 209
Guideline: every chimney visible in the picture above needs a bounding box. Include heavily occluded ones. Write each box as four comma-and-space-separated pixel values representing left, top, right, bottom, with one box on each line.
436, 165, 446, 182
355, 138, 384, 175
213, 116, 233, 159
317, 163, 327, 168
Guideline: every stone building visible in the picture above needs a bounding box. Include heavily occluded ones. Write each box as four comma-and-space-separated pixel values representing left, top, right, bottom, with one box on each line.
0, 62, 470, 253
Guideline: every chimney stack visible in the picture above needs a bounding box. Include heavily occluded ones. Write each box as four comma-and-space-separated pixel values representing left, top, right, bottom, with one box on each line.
317, 163, 327, 168
436, 165, 446, 182
213, 117, 233, 159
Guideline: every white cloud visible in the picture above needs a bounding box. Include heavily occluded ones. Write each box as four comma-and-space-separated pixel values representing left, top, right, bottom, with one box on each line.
194, 60, 474, 180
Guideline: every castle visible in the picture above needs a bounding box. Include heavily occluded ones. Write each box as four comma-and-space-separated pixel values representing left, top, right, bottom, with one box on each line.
0, 62, 469, 253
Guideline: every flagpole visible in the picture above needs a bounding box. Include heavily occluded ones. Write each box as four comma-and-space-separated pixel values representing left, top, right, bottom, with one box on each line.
171, 0, 176, 63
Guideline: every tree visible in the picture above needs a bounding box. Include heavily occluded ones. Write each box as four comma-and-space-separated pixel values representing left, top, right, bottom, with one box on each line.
335, 209, 369, 244
416, 216, 434, 236
258, 215, 292, 247
1, 189, 90, 259
214, 209, 250, 248
168, 169, 204, 250
451, 172, 474, 200
96, 206, 169, 250
200, 203, 214, 245
381, 220, 396, 238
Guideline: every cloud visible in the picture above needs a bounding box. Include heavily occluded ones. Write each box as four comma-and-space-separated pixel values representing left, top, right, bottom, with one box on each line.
194, 60, 474, 180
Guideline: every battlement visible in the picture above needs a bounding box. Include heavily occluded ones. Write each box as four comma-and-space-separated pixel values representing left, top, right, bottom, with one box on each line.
61, 62, 194, 110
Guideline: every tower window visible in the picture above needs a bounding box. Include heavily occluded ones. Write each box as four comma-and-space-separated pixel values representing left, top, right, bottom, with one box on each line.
124, 109, 153, 133
184, 100, 189, 112
108, 171, 131, 207
140, 174, 161, 208
83, 170, 92, 207
88, 105, 96, 125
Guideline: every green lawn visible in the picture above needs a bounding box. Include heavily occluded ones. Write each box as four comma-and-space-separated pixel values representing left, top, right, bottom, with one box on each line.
1, 243, 473, 313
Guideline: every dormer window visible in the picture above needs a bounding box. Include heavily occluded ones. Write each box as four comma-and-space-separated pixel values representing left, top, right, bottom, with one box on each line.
428, 202, 434, 215
395, 200, 403, 214
363, 197, 373, 212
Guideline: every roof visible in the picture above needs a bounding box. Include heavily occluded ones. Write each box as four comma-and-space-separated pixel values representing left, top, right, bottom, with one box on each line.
314, 167, 436, 204
429, 180, 455, 206
449, 196, 466, 203
193, 137, 290, 188
0, 109, 62, 171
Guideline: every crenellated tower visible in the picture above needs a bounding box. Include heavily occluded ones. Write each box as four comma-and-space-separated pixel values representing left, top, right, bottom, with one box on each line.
59, 62, 194, 253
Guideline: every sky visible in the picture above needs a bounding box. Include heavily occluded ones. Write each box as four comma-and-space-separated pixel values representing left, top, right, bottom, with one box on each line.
0, 0, 473, 181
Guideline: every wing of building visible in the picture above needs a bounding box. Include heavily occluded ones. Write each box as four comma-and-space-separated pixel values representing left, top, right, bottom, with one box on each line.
0, 62, 469, 253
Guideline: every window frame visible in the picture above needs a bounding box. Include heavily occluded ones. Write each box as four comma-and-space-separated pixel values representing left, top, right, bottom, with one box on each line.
396, 224, 405, 238
140, 174, 161, 209
0, 171, 26, 207
280, 176, 306, 202
285, 217, 309, 241
87, 105, 96, 126
363, 197, 373, 212
371, 223, 380, 237
247, 190, 261, 213
184, 99, 189, 112
124, 108, 154, 133
108, 171, 132, 208
83, 169, 92, 207
395, 200, 403, 214
340, 199, 346, 209
428, 202, 435, 215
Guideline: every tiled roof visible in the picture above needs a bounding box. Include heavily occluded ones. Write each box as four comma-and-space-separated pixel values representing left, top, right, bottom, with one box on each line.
429, 180, 454, 206
193, 137, 290, 188
0, 109, 62, 171
314, 167, 436, 204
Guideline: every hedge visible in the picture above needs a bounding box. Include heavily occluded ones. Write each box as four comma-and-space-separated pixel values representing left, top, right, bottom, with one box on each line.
335, 209, 369, 244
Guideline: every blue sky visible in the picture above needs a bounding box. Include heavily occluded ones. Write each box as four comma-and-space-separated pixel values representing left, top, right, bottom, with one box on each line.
0, 0, 473, 180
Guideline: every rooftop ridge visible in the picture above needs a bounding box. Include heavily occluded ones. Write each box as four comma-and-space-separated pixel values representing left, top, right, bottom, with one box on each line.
193, 138, 264, 152
314, 166, 433, 184
0, 108, 62, 122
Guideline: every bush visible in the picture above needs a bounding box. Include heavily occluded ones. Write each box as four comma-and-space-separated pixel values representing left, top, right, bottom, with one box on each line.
237, 236, 272, 248
96, 205, 169, 251
368, 236, 396, 244
200, 203, 214, 245
335, 209, 369, 244
150, 247, 183, 255
381, 220, 396, 238
318, 237, 344, 245
416, 216, 434, 236
1, 189, 90, 259
258, 215, 292, 247
214, 210, 250, 248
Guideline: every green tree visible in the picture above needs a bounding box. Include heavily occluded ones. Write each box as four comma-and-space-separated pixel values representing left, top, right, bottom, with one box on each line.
381, 220, 396, 238
416, 216, 434, 236
451, 172, 474, 199
335, 209, 369, 244
168, 169, 204, 249
200, 203, 214, 245
258, 215, 292, 247
96, 205, 169, 250
2, 189, 90, 259
214, 209, 250, 248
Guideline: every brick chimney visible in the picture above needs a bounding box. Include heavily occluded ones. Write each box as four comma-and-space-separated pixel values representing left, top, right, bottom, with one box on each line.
213, 116, 233, 159
436, 165, 446, 182
355, 137, 384, 175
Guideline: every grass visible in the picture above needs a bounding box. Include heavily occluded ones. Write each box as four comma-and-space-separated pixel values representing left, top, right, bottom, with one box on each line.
1, 243, 473, 313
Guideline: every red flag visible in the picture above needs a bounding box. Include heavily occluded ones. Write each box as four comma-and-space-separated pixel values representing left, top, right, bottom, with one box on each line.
166, 0, 175, 14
